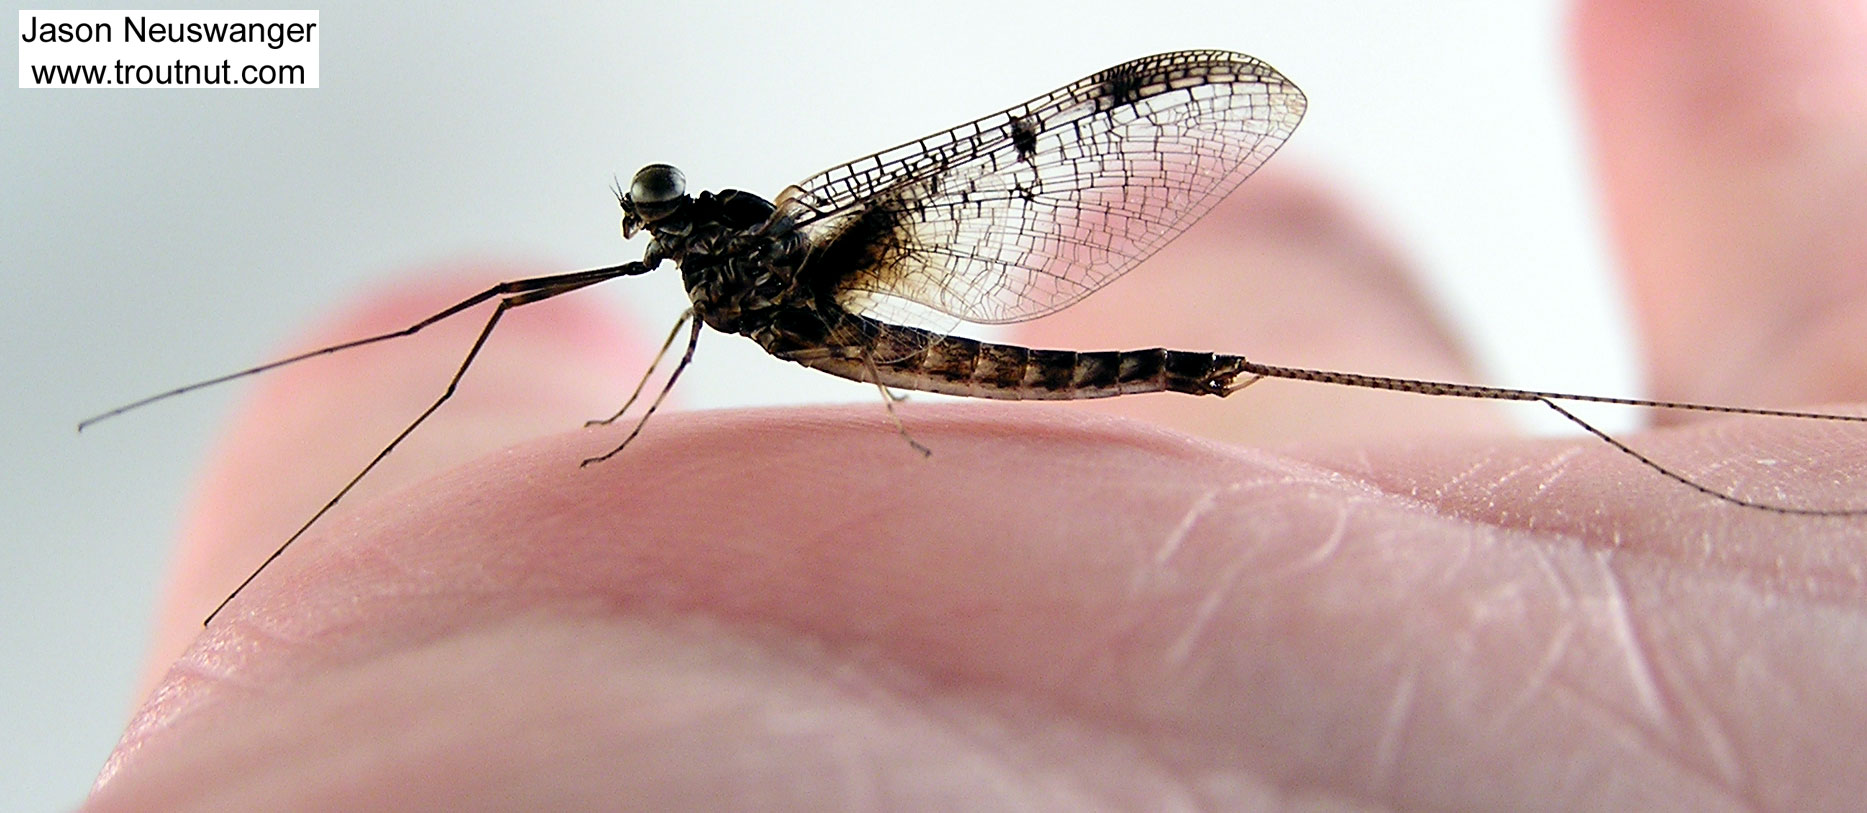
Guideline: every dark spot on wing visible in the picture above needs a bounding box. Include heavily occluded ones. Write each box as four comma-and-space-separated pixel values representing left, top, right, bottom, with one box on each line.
1011, 114, 1040, 163
1093, 61, 1145, 113
795, 194, 914, 306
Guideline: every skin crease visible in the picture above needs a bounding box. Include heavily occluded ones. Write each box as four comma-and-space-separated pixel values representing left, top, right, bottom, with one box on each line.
88, 0, 1867, 809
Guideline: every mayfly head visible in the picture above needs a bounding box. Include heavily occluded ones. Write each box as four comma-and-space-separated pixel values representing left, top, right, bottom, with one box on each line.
620, 163, 689, 239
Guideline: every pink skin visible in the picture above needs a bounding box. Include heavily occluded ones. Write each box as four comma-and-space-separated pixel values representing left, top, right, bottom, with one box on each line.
88, 1, 1867, 809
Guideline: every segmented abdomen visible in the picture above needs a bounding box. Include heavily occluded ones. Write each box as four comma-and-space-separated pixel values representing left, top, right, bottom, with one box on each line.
761, 313, 1246, 400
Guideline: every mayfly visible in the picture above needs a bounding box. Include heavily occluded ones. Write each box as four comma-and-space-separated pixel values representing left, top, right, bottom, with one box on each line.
79, 50, 1867, 624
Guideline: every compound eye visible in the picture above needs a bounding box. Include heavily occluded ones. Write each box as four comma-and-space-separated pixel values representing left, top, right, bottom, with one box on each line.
629, 164, 687, 209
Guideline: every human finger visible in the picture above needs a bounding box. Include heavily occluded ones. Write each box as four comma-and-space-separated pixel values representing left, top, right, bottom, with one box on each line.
1578, 0, 1867, 410
92, 405, 1867, 808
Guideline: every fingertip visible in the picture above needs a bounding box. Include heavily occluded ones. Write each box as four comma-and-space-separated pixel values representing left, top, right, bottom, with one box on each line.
1576, 0, 1867, 407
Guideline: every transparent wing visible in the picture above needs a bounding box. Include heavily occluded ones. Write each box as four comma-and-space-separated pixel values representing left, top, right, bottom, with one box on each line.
774, 50, 1306, 326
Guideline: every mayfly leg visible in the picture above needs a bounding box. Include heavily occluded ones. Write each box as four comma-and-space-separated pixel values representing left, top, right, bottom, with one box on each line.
77, 265, 644, 432
580, 312, 704, 467
767, 343, 933, 456
75, 264, 649, 626
1229, 360, 1867, 517
862, 348, 931, 457
585, 308, 694, 428
200, 269, 649, 624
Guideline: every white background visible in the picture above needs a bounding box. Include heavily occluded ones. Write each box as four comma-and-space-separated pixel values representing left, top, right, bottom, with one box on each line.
5, 1, 1628, 806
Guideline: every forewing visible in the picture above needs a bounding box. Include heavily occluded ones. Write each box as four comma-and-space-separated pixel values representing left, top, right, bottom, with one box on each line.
776, 50, 1306, 326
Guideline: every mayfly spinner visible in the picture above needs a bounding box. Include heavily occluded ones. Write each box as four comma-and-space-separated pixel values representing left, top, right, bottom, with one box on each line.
80, 50, 1867, 624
